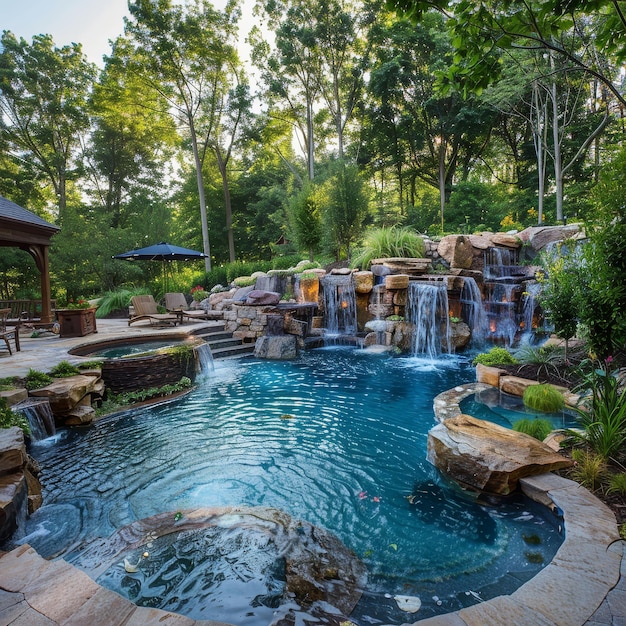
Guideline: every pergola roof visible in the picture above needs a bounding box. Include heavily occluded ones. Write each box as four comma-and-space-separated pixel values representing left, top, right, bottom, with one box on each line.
0, 194, 59, 324
0, 195, 59, 246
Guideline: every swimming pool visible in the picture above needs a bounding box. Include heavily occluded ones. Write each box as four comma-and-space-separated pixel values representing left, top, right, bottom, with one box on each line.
12, 348, 563, 624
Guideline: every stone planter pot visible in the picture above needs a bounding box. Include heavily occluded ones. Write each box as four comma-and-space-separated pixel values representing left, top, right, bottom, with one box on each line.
56, 308, 97, 338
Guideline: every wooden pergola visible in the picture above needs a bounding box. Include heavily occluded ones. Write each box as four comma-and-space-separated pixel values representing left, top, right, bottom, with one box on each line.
0, 195, 60, 324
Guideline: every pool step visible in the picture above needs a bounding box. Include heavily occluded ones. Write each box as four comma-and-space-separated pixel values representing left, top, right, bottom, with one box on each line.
210, 342, 255, 359
194, 325, 255, 359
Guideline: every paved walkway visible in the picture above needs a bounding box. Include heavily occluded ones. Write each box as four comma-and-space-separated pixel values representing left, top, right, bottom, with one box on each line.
1, 320, 626, 624
0, 318, 220, 379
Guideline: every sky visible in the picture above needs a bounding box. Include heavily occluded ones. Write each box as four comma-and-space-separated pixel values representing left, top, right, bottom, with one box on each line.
0, 0, 255, 67
0, 0, 131, 65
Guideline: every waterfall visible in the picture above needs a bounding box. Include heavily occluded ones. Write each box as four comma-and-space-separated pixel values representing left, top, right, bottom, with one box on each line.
519, 280, 542, 343
460, 277, 488, 348
407, 280, 451, 358
321, 275, 357, 339
482, 247, 524, 347
13, 398, 56, 441
194, 342, 214, 375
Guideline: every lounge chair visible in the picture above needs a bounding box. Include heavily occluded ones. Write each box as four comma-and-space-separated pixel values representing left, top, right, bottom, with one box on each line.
0, 308, 20, 355
128, 295, 180, 326
165, 292, 223, 322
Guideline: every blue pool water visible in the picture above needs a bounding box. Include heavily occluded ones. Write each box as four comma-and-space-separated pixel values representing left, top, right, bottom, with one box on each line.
13, 348, 563, 624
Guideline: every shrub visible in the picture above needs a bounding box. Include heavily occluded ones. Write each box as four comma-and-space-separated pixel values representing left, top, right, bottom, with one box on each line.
523, 384, 565, 413
570, 449, 606, 491
0, 398, 30, 435
25, 369, 53, 390
606, 473, 626, 496
352, 226, 425, 270
0, 377, 18, 392
191, 289, 209, 302
569, 358, 626, 460
472, 347, 518, 367
95, 287, 151, 318
233, 276, 256, 287
513, 418, 554, 441
49, 361, 81, 378
514, 344, 567, 381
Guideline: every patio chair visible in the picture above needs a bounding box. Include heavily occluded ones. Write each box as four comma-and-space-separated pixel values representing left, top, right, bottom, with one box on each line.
0, 308, 20, 355
165, 292, 222, 322
128, 295, 180, 326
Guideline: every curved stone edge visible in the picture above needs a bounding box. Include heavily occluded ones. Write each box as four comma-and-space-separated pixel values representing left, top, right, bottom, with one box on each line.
416, 384, 624, 626
0, 543, 232, 625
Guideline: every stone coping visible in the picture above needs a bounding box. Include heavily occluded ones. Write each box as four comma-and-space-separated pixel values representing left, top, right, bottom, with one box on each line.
420, 382, 622, 625
0, 472, 620, 625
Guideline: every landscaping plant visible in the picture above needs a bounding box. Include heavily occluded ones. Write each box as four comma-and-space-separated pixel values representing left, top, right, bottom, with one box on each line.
0, 398, 30, 435
472, 346, 518, 367
512, 418, 553, 441
569, 358, 626, 461
49, 361, 81, 378
522, 384, 565, 413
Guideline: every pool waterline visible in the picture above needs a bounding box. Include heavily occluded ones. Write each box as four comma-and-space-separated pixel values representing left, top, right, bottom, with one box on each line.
9, 348, 565, 625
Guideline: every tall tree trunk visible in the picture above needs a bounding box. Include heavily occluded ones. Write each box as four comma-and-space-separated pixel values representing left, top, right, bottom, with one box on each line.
549, 52, 564, 222
190, 123, 212, 272
216, 147, 235, 263
438, 136, 447, 231
307, 99, 315, 180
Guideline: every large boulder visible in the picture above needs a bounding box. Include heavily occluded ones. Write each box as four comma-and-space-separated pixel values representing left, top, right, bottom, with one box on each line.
518, 224, 584, 252
254, 335, 297, 360
427, 414, 573, 495
437, 235, 474, 269
29, 375, 100, 413
245, 290, 281, 306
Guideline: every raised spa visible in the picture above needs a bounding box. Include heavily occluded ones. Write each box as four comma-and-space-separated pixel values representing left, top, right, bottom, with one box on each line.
12, 348, 563, 625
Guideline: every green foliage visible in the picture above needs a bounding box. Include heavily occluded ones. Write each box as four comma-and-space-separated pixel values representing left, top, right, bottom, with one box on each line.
351, 226, 425, 269
0, 377, 18, 392
77, 361, 102, 370
522, 384, 565, 413
287, 183, 322, 261
513, 418, 553, 441
48, 361, 81, 378
97, 377, 193, 416
24, 369, 53, 391
95, 288, 151, 318
232, 276, 256, 287
321, 162, 371, 260
570, 449, 606, 491
514, 344, 567, 381
569, 359, 626, 460
0, 398, 30, 435
191, 289, 209, 302
606, 473, 626, 496
472, 347, 518, 366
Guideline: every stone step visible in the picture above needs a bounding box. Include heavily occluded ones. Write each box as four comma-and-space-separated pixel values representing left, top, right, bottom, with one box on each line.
207, 337, 244, 350
211, 343, 255, 359
197, 330, 231, 343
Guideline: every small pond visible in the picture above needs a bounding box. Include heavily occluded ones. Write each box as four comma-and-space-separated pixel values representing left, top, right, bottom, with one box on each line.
460, 386, 579, 431
10, 348, 564, 625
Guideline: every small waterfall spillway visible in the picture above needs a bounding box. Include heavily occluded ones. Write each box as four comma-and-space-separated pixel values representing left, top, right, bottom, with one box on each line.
321, 274, 357, 340
407, 280, 452, 358
520, 280, 542, 343
460, 276, 488, 348
12, 398, 56, 441
194, 342, 214, 376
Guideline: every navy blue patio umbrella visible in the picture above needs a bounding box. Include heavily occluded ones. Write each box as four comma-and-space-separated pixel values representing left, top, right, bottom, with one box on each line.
113, 242, 208, 291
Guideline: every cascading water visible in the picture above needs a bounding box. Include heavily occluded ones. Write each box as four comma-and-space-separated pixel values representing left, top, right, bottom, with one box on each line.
194, 342, 214, 376
460, 277, 488, 348
407, 280, 452, 358
12, 398, 56, 441
519, 280, 542, 344
321, 274, 357, 340
482, 247, 523, 347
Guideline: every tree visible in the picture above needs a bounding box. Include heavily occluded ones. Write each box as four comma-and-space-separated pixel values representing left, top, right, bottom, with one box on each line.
0, 32, 96, 220
287, 183, 322, 260
126, 0, 243, 270
87, 37, 179, 229
388, 0, 626, 109
322, 161, 370, 259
